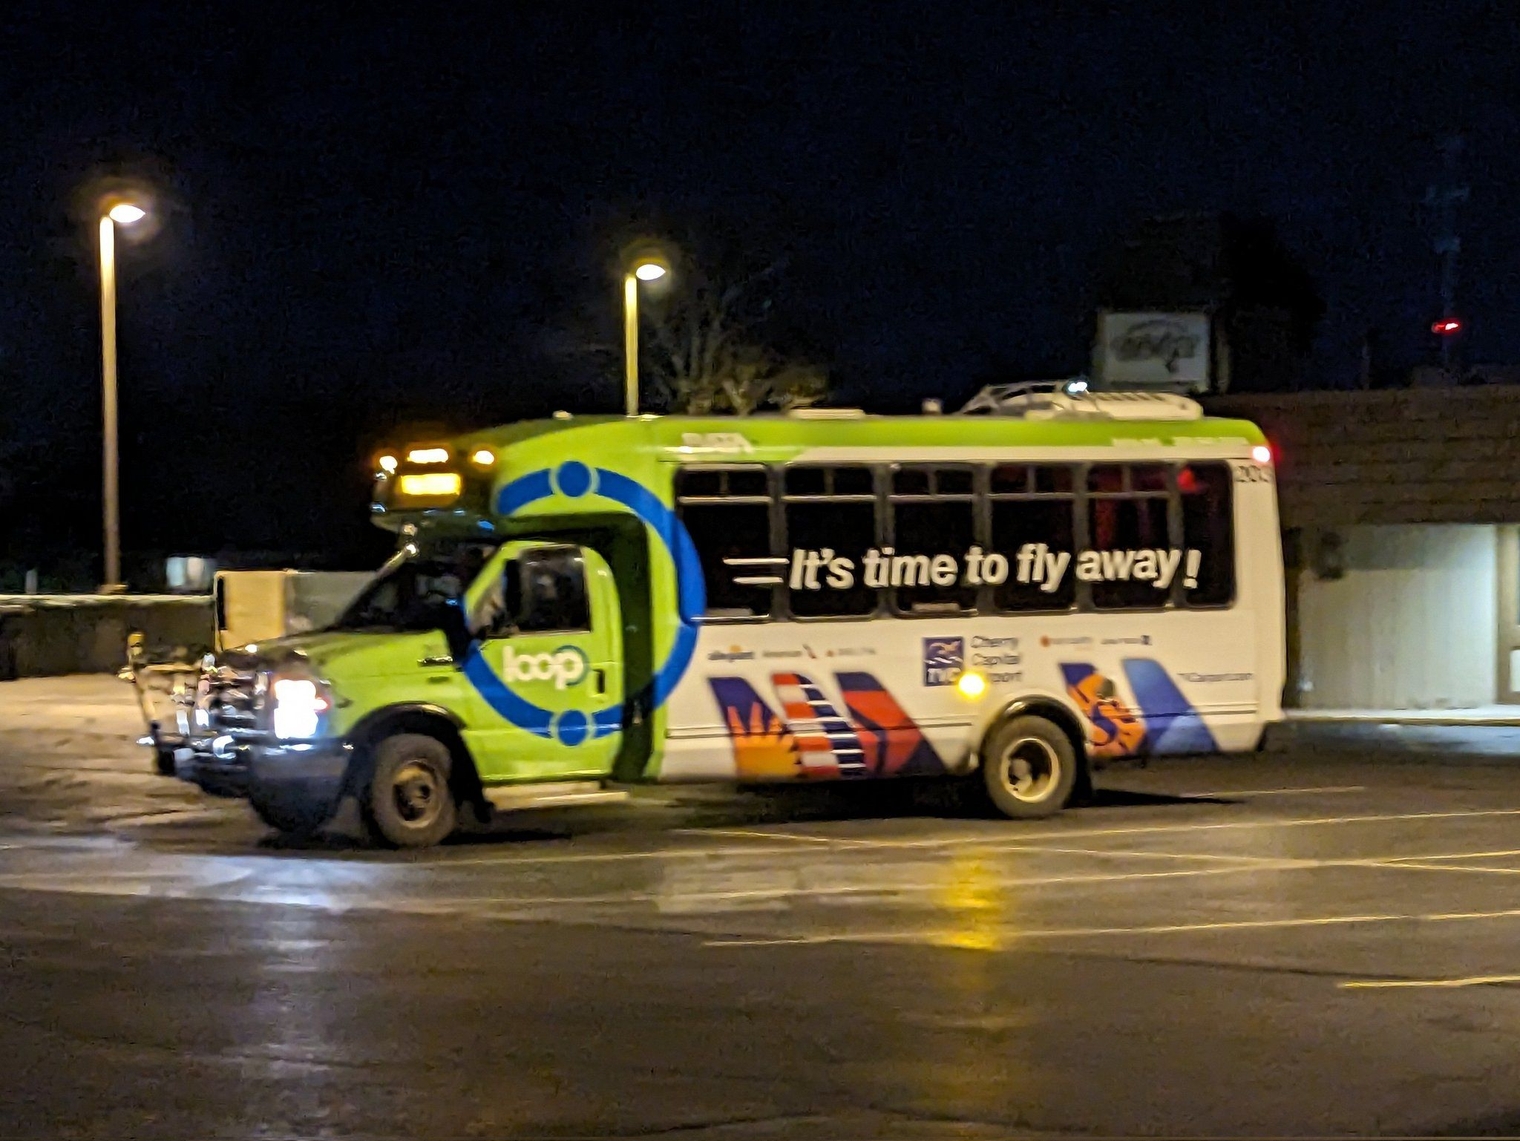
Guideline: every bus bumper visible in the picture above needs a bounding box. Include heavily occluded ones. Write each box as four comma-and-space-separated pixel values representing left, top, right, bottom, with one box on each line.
246, 739, 355, 827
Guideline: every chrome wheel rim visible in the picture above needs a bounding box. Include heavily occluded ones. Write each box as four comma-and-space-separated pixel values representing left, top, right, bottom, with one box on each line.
998, 736, 1059, 803
391, 758, 445, 828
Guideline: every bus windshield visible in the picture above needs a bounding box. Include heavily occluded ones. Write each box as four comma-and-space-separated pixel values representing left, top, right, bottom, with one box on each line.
327, 543, 496, 633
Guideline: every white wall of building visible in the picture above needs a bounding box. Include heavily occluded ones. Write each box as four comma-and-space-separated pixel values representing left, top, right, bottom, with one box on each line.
1297, 525, 1496, 710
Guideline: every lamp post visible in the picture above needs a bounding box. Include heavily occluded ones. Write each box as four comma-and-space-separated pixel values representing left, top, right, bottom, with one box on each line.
623, 259, 667, 416
98, 201, 146, 592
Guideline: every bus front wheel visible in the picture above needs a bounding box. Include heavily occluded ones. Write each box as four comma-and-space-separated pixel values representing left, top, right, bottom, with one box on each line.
363, 733, 458, 848
979, 715, 1078, 820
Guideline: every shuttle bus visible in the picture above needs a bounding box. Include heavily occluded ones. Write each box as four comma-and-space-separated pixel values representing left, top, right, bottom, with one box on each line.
154, 388, 1284, 846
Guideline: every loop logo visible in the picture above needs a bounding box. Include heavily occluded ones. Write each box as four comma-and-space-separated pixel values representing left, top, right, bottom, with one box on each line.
501, 646, 589, 690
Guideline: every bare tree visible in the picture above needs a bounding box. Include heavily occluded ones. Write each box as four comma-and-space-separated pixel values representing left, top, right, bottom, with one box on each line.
644, 260, 827, 415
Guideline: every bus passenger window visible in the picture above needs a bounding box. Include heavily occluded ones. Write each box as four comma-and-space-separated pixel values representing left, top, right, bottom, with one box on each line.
1087, 465, 1174, 610
676, 466, 774, 620
1179, 462, 1235, 607
890, 465, 977, 615
989, 465, 1077, 611
784, 465, 878, 618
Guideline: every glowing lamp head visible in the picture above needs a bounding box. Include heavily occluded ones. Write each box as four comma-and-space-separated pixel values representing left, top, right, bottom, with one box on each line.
1251, 444, 1272, 464
271, 677, 329, 740
955, 670, 988, 699
633, 262, 667, 281
107, 202, 146, 225
1432, 318, 1462, 335
377, 454, 398, 475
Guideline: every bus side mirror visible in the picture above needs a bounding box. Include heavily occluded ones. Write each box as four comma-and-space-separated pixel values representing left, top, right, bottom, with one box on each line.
502, 561, 524, 629
437, 602, 472, 665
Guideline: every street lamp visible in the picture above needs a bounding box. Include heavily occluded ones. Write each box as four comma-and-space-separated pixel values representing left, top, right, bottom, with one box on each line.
623, 258, 668, 417
98, 200, 146, 591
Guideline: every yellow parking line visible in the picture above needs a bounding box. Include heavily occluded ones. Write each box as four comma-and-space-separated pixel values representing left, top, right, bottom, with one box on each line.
725, 808, 1520, 853
1341, 974, 1520, 990
1180, 785, 1367, 798
674, 828, 859, 846
1371, 861, 1520, 876
1377, 848, 1520, 863
1022, 908, 1520, 939
707, 905, 1520, 949
898, 807, 1520, 848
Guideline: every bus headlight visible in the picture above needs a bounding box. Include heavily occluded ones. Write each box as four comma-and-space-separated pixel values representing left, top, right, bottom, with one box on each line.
271, 676, 332, 740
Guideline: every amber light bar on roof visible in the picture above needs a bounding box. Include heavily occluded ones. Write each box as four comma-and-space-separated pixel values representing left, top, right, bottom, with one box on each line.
396, 472, 462, 498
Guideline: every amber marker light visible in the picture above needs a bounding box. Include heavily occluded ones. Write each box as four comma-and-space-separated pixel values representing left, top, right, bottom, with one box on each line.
397, 472, 462, 497
956, 670, 988, 699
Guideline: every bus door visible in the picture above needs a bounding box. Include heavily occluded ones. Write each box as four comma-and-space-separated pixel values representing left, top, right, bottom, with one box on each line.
461, 542, 624, 782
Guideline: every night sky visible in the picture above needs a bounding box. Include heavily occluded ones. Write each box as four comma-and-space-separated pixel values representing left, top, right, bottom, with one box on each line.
2, 4, 1518, 583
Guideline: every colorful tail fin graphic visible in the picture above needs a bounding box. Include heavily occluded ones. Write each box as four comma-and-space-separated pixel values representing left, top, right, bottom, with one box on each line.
710, 672, 945, 780
835, 672, 945, 776
771, 672, 867, 778
1060, 662, 1147, 757
1121, 658, 1217, 754
707, 678, 801, 779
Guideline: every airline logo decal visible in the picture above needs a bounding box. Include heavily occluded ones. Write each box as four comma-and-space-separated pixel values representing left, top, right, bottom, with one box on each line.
709, 672, 945, 781
1061, 663, 1146, 757
1122, 658, 1217, 753
922, 637, 964, 686
836, 672, 945, 776
709, 678, 801, 781
773, 672, 868, 777
1060, 658, 1217, 757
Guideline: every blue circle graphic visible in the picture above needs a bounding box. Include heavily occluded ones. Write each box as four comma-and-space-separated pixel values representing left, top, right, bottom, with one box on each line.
554, 461, 593, 499
555, 709, 589, 747
463, 465, 706, 745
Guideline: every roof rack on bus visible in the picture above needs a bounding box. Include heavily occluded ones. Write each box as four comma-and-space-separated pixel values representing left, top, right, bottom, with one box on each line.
958, 379, 1203, 421
786, 406, 867, 419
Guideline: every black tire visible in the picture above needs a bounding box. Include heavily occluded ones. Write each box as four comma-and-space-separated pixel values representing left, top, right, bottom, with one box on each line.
153, 747, 177, 777
979, 715, 1080, 820
363, 733, 457, 849
248, 790, 331, 839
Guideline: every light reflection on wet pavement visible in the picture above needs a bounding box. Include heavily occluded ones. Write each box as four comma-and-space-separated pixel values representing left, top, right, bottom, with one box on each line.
7, 752, 1520, 1135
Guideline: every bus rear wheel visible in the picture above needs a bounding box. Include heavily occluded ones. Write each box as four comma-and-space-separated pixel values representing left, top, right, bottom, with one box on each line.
980, 715, 1078, 820
363, 733, 457, 848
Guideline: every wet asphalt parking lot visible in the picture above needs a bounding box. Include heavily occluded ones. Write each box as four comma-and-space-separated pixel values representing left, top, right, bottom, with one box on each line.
5, 682, 1520, 1136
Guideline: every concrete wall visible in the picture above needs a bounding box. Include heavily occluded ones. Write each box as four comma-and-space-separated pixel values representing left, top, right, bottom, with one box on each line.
0, 597, 214, 680
1297, 525, 1496, 710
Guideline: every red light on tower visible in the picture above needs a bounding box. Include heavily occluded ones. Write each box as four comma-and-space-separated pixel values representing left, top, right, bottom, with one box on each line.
1432, 317, 1462, 335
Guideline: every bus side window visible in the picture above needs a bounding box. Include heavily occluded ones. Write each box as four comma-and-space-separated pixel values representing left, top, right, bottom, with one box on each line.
988, 464, 1077, 612
784, 464, 879, 618
1087, 464, 1172, 610
676, 466, 775, 620
1178, 462, 1235, 607
890, 465, 977, 615
516, 547, 590, 633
